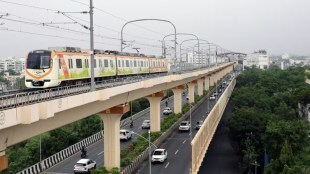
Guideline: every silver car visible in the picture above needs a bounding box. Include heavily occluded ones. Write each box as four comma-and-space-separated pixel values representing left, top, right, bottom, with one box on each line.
141, 120, 150, 129
179, 121, 190, 132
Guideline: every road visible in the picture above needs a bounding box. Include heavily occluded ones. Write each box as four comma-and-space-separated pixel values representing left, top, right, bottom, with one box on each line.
198, 101, 240, 174
46, 89, 189, 173
136, 77, 230, 174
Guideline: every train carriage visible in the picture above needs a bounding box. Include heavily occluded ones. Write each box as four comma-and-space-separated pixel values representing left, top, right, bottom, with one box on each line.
25, 47, 169, 88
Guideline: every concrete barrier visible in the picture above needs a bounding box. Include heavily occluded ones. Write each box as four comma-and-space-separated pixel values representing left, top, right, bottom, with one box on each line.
16, 131, 102, 174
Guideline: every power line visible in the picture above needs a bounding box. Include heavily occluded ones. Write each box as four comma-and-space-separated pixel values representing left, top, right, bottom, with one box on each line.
1, 14, 121, 41
66, 14, 160, 41
70, 0, 165, 36
1, 0, 164, 40
0, 0, 58, 12
1, 27, 119, 46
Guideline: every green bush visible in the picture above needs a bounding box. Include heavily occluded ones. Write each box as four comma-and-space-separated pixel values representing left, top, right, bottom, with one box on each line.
120, 131, 161, 167
92, 167, 120, 174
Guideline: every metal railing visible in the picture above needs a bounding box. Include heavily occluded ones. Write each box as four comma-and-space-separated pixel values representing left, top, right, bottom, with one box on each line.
0, 63, 230, 111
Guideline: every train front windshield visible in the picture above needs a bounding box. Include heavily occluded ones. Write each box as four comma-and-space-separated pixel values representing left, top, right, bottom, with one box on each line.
27, 50, 51, 69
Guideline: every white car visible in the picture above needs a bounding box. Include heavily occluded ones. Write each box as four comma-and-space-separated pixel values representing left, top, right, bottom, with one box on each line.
141, 120, 150, 129
163, 107, 173, 115
120, 129, 132, 141
209, 95, 215, 100
179, 121, 190, 132
74, 159, 96, 174
151, 149, 168, 163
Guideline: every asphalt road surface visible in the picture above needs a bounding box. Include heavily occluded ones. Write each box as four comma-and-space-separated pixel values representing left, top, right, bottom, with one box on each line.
136, 79, 230, 174
45, 89, 189, 173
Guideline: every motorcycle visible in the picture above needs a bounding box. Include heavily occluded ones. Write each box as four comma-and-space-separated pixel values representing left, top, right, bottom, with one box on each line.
81, 150, 87, 158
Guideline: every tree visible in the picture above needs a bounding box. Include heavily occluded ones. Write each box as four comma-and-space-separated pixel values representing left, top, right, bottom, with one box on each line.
263, 120, 309, 159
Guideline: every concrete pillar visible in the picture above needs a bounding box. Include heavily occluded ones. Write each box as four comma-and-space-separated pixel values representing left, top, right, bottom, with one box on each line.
205, 76, 210, 91
172, 85, 185, 114
187, 81, 197, 103
209, 75, 214, 88
197, 78, 204, 96
0, 151, 8, 172
146, 92, 166, 132
214, 72, 218, 84
98, 104, 129, 171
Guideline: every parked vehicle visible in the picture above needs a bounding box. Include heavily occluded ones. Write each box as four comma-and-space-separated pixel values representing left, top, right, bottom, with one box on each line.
179, 121, 191, 132
74, 159, 96, 174
141, 120, 150, 129
120, 129, 132, 140
151, 149, 168, 163
163, 107, 173, 115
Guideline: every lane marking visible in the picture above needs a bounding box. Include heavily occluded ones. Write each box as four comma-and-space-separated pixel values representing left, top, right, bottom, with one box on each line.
97, 151, 104, 156
165, 162, 170, 168
183, 140, 186, 144
175, 150, 179, 155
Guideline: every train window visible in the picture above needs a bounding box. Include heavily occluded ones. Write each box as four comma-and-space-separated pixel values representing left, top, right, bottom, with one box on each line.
85, 59, 89, 68
122, 60, 125, 67
99, 59, 102, 67
94, 59, 97, 68
126, 60, 129, 67
59, 59, 61, 69
68, 59, 73, 69
110, 60, 113, 68
76, 59, 82, 68
104, 59, 109, 67
118, 60, 121, 67
134, 60, 137, 67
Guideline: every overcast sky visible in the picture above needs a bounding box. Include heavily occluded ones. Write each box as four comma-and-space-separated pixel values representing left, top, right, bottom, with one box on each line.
0, 0, 309, 58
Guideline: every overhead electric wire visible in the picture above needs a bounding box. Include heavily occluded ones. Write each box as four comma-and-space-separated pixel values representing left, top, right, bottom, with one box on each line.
1, 0, 175, 52
65, 14, 160, 41
70, 0, 165, 36
1, 27, 119, 46
0, 0, 58, 12
0, 14, 121, 41
1, 0, 165, 41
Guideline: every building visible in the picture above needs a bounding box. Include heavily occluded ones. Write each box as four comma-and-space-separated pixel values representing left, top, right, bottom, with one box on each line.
0, 57, 25, 73
186, 51, 217, 66
243, 50, 270, 70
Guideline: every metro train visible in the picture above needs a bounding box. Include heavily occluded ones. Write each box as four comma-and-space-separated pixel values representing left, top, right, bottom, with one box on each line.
25, 47, 169, 88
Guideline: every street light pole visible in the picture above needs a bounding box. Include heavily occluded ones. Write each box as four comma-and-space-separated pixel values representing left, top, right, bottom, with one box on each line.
190, 104, 192, 141
120, 19, 177, 64
179, 39, 202, 65
89, 0, 95, 91
131, 131, 157, 174
39, 134, 42, 163
149, 130, 151, 174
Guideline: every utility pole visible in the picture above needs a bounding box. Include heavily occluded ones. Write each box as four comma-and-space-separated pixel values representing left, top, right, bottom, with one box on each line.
133, 47, 140, 55
89, 0, 95, 91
